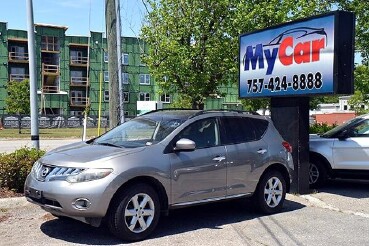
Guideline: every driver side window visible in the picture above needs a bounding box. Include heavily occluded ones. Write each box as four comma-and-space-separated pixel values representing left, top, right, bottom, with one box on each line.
348, 119, 369, 137
176, 118, 219, 149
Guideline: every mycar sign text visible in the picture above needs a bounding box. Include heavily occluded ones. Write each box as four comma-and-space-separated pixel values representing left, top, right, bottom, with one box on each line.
239, 11, 355, 98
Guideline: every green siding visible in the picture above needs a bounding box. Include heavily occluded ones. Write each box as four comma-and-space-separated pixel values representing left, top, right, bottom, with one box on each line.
0, 22, 241, 116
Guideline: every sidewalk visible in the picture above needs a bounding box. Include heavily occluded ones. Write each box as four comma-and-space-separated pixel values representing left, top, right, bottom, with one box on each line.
0, 138, 81, 153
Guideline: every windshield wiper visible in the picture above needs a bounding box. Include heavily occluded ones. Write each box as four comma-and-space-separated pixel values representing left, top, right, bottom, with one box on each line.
95, 142, 122, 148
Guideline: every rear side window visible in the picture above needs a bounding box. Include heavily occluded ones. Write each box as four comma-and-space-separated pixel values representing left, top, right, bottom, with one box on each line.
220, 117, 268, 144
250, 118, 269, 139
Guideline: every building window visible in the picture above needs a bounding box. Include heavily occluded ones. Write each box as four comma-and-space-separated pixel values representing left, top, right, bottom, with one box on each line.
122, 53, 129, 65
139, 92, 150, 101
104, 51, 108, 63
139, 74, 150, 85
104, 90, 109, 101
344, 105, 348, 110
104, 71, 109, 82
123, 92, 129, 102
41, 36, 59, 51
70, 110, 83, 116
122, 72, 129, 84
160, 93, 171, 103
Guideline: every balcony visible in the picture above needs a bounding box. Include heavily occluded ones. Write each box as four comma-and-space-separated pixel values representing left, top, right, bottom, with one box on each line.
70, 97, 90, 107
9, 74, 29, 82
70, 56, 88, 67
42, 85, 59, 93
70, 77, 89, 87
42, 63, 60, 75
8, 52, 29, 63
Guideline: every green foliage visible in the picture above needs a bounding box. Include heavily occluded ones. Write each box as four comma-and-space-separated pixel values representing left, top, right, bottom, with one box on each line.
337, 0, 369, 64
310, 123, 337, 134
0, 148, 45, 192
142, 0, 341, 111
5, 80, 30, 114
241, 98, 270, 114
142, 0, 238, 108
170, 94, 192, 109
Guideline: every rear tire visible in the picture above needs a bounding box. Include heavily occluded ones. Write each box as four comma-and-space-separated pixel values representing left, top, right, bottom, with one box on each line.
309, 157, 327, 189
254, 170, 286, 214
108, 184, 160, 242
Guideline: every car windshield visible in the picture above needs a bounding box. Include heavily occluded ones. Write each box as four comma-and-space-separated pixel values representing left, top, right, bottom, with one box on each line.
320, 117, 363, 138
93, 116, 185, 148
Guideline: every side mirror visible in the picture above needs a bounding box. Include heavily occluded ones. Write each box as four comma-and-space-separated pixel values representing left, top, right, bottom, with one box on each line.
174, 138, 196, 152
337, 130, 349, 140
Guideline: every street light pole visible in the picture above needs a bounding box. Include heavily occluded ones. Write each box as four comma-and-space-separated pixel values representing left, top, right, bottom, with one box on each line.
26, 0, 39, 149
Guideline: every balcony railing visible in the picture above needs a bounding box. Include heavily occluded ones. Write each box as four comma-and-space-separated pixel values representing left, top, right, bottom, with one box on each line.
42, 85, 59, 93
10, 74, 29, 82
70, 77, 89, 87
8, 52, 29, 62
70, 56, 88, 66
70, 97, 90, 107
42, 63, 60, 74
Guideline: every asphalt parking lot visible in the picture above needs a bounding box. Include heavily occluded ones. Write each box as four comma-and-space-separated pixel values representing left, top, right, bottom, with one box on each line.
1, 139, 369, 245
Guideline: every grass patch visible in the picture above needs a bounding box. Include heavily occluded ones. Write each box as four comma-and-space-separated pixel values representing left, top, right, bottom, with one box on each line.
0, 127, 109, 139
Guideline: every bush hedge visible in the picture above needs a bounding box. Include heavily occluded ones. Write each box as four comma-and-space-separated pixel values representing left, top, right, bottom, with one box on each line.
309, 123, 337, 134
0, 148, 45, 193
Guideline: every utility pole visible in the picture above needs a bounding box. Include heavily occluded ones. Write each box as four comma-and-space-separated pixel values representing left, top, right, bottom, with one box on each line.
105, 0, 120, 128
26, 0, 39, 149
116, 0, 124, 124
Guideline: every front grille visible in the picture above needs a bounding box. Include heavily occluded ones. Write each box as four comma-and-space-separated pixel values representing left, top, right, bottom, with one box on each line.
34, 162, 83, 182
28, 196, 63, 208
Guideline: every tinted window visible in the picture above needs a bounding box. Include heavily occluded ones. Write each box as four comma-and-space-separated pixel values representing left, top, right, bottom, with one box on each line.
347, 119, 369, 137
176, 118, 219, 149
220, 117, 268, 144
250, 118, 269, 139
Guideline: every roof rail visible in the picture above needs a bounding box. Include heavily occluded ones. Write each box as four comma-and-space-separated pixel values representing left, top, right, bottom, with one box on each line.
139, 108, 260, 118
139, 108, 197, 116
189, 109, 260, 118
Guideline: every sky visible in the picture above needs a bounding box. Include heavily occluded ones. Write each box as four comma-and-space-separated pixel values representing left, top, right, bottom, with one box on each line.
0, 0, 146, 37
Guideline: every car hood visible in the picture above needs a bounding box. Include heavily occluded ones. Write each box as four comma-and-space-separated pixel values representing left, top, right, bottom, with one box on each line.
40, 141, 145, 167
309, 134, 322, 140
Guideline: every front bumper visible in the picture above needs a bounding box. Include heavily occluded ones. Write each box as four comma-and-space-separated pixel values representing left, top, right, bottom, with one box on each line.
24, 172, 118, 219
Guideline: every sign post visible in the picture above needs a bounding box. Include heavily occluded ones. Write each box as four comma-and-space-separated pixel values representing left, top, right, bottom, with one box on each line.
239, 11, 355, 193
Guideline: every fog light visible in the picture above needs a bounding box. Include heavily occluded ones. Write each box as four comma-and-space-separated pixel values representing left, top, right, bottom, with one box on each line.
72, 198, 91, 210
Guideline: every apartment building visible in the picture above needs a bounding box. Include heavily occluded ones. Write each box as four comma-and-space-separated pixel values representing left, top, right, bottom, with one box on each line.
0, 22, 240, 118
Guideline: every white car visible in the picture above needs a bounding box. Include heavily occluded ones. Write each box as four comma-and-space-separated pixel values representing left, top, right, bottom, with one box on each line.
309, 113, 369, 188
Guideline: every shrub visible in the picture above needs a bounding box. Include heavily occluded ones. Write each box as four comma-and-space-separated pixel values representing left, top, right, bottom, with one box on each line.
309, 123, 337, 134
0, 148, 45, 193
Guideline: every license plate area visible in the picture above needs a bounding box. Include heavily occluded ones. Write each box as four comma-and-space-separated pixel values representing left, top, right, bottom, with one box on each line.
28, 188, 43, 200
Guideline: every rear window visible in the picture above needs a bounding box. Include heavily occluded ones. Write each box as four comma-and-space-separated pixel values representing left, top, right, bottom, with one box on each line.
220, 117, 268, 144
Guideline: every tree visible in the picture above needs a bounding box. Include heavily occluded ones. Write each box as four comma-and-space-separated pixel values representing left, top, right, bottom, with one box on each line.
142, 0, 358, 111
348, 65, 369, 113
5, 80, 30, 114
141, 0, 238, 109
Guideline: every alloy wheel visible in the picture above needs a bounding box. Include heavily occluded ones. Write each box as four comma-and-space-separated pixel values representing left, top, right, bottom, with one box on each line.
264, 177, 283, 208
124, 193, 155, 233
309, 163, 320, 185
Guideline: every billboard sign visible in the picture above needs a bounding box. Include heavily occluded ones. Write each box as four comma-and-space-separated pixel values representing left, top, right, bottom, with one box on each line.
239, 11, 355, 98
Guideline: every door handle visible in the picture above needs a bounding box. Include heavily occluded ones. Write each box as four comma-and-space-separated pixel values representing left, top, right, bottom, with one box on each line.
257, 149, 267, 154
213, 156, 226, 162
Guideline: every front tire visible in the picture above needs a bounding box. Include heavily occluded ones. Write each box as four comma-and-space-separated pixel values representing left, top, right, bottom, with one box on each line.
255, 170, 286, 214
108, 184, 160, 242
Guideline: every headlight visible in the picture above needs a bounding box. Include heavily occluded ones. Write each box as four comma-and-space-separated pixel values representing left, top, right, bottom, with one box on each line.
31, 160, 42, 177
66, 168, 113, 183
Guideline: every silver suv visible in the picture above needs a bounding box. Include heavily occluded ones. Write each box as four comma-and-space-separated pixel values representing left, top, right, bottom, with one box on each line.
25, 110, 294, 241
309, 113, 369, 188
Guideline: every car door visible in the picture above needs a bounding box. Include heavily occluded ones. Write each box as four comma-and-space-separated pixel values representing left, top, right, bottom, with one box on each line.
169, 117, 227, 204
333, 118, 369, 169
220, 117, 269, 196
